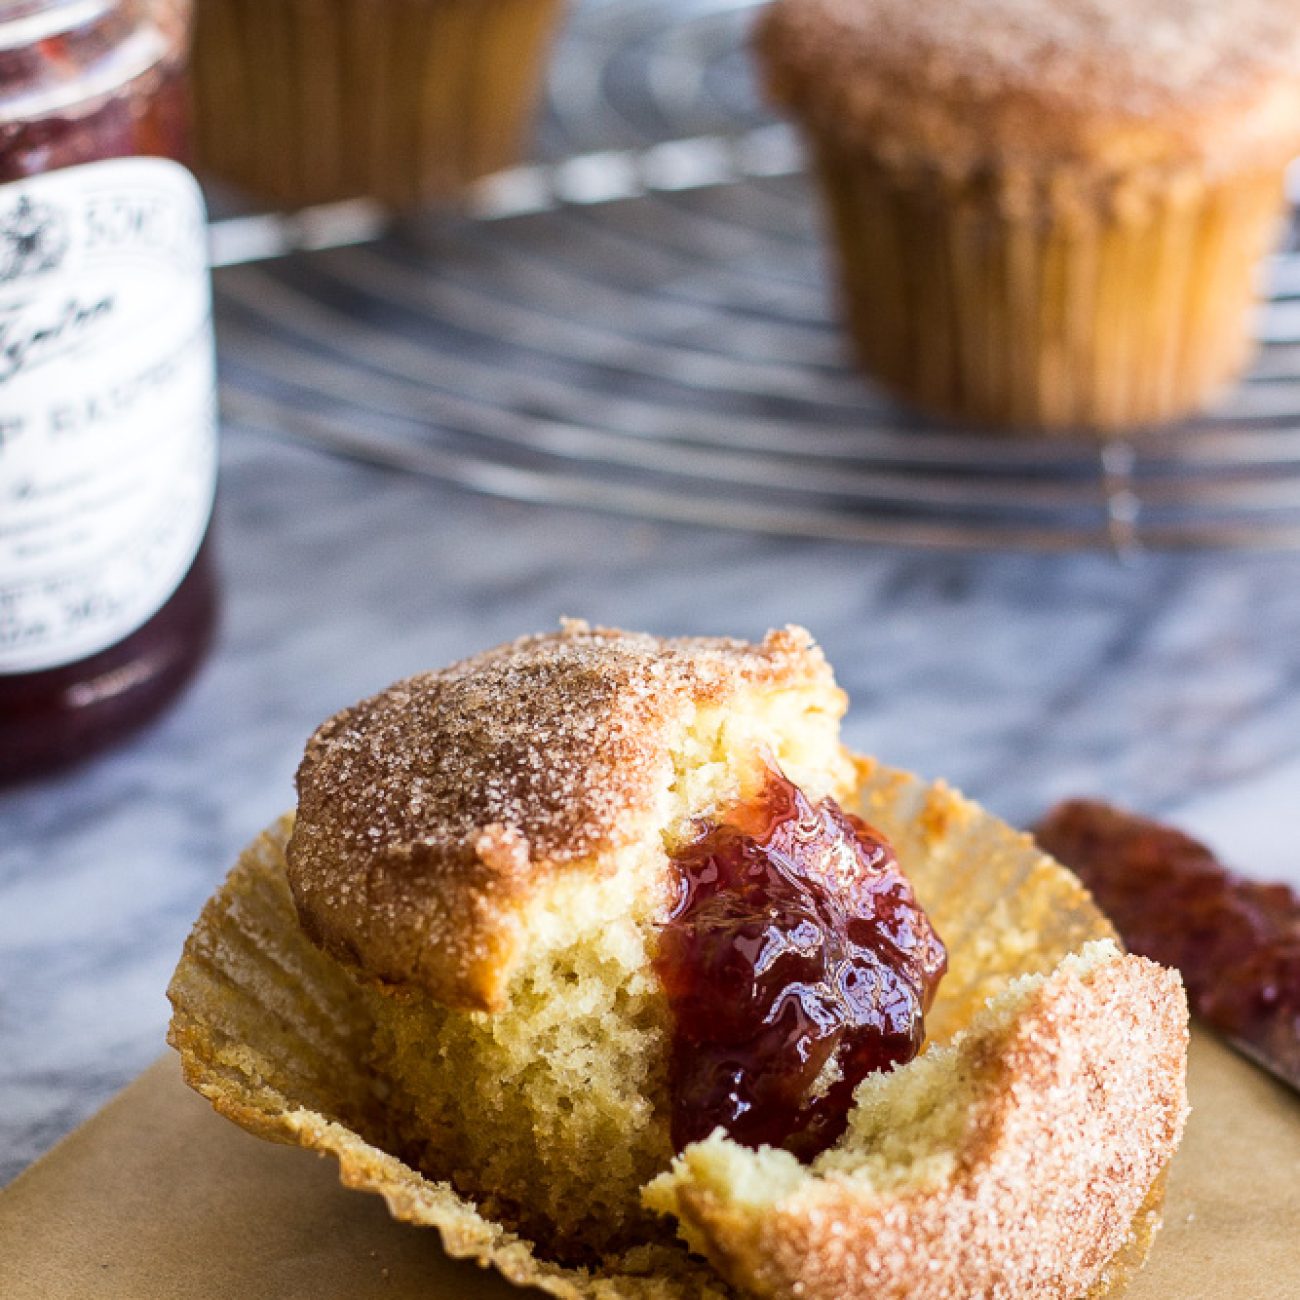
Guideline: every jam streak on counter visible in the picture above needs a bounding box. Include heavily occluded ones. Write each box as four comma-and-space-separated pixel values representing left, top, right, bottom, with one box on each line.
1036, 799, 1300, 1087
656, 770, 947, 1160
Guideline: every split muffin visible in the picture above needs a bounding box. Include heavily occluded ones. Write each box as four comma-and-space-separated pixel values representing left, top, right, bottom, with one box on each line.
756, 0, 1300, 434
168, 622, 1188, 1298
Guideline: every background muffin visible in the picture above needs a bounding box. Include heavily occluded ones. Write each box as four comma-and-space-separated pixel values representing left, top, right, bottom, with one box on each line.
756, 0, 1300, 435
190, 0, 564, 208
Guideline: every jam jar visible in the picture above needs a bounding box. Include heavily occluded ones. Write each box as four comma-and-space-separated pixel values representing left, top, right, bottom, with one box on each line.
0, 0, 217, 783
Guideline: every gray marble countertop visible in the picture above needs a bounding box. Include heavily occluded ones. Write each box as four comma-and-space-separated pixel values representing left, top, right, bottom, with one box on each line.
4, 416, 1300, 1186
3, 0, 1300, 1189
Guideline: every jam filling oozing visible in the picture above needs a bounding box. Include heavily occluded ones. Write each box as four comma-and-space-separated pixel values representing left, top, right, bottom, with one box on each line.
656, 770, 947, 1160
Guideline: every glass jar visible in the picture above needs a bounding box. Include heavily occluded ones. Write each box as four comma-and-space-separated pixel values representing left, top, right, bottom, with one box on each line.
0, 0, 218, 783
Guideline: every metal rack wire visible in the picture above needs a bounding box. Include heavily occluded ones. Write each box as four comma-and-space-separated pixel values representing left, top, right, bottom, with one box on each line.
211, 0, 1300, 551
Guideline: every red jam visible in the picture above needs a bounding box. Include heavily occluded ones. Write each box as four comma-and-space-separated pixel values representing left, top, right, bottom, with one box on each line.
656, 770, 947, 1160
1036, 800, 1300, 1082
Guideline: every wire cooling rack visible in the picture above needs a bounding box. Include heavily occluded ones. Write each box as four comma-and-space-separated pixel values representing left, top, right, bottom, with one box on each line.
209, 0, 1300, 551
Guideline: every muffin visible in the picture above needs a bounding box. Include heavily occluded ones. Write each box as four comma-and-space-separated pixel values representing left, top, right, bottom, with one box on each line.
168, 622, 1188, 1297
755, 0, 1300, 435
189, 0, 565, 208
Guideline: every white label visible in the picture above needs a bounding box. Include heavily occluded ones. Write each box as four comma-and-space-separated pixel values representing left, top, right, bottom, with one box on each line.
0, 156, 217, 674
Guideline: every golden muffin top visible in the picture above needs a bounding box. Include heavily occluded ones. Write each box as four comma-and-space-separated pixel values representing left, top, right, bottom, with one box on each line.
287, 621, 850, 1010
758, 0, 1300, 187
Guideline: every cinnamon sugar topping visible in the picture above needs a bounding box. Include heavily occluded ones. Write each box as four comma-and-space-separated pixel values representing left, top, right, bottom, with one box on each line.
286, 623, 840, 1010
759, 0, 1300, 178
796, 0, 1300, 111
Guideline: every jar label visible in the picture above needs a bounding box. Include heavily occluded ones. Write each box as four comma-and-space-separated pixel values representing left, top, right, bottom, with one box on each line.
0, 157, 217, 674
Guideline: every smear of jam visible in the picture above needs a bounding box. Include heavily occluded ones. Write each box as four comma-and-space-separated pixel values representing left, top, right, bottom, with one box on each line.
1036, 799, 1300, 1085
656, 770, 947, 1160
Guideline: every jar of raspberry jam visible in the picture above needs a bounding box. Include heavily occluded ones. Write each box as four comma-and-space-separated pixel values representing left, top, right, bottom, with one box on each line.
0, 0, 217, 783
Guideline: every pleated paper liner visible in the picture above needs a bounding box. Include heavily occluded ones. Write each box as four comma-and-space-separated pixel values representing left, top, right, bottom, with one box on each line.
189, 0, 565, 209
812, 146, 1288, 435
167, 762, 1163, 1299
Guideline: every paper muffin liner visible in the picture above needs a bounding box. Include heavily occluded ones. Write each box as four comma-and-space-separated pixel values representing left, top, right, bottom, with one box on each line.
189, 0, 564, 209
167, 763, 1164, 1298
810, 146, 1288, 435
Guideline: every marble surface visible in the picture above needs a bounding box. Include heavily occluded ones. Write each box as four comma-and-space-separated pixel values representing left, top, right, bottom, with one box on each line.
3, 0, 1300, 1183
3, 416, 1300, 1187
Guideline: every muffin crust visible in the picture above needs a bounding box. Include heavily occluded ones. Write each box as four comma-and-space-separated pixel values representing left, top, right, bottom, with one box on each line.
287, 621, 847, 1010
758, 0, 1300, 185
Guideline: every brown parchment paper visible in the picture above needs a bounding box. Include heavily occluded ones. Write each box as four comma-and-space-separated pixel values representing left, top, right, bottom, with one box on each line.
0, 1028, 1296, 1300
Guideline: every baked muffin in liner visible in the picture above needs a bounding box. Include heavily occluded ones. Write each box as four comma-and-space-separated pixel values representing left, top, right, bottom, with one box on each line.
168, 760, 1172, 1298
809, 154, 1285, 434
755, 0, 1300, 436
190, 0, 564, 209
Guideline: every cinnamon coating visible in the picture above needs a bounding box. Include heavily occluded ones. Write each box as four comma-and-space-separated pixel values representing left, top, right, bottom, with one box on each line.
757, 0, 1300, 185
287, 621, 844, 1010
